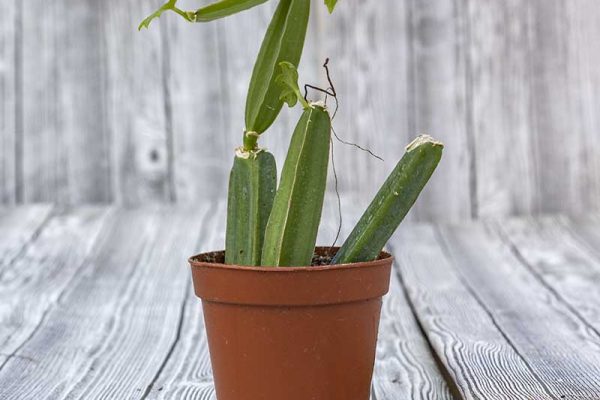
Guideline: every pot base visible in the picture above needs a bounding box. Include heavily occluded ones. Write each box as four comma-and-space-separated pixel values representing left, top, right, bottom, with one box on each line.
203, 298, 382, 400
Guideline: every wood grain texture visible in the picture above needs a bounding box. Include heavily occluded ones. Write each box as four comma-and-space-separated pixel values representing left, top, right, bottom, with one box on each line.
527, 1, 600, 214
0, 207, 600, 398
393, 224, 555, 399
0, 206, 109, 372
0, 204, 52, 270
20, 0, 112, 204
467, 0, 535, 217
103, 0, 179, 204
105, 0, 175, 205
407, 0, 472, 222
439, 222, 600, 398
142, 203, 223, 400
3, 1, 600, 221
0, 1, 19, 204
372, 248, 454, 400
0, 206, 208, 399
568, 2, 600, 210
495, 216, 600, 340
568, 214, 600, 255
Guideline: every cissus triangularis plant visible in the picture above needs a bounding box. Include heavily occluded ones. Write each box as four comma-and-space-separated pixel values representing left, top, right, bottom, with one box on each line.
140, 1, 443, 399
140, 0, 443, 267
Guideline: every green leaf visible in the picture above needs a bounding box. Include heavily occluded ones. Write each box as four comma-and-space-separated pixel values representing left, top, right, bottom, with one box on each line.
324, 0, 338, 13
138, 0, 195, 31
275, 62, 310, 109
245, 0, 311, 134
195, 0, 269, 22
138, 0, 268, 30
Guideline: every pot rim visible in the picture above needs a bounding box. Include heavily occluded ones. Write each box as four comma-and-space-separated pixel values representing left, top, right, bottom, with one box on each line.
188, 247, 393, 272
189, 247, 394, 306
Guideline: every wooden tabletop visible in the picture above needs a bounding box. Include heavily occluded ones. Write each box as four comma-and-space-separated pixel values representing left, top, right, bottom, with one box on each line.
1, 203, 600, 400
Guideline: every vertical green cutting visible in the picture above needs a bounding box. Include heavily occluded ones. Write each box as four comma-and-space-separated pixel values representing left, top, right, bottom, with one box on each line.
332, 135, 443, 264
261, 105, 331, 266
226, 150, 277, 266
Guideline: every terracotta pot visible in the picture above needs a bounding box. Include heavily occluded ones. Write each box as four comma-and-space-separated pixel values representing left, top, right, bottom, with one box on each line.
189, 247, 393, 400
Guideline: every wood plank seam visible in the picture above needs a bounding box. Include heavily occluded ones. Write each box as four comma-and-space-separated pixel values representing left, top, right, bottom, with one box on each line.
14, 0, 24, 204
0, 207, 114, 375
138, 202, 224, 399
159, 20, 176, 204
140, 201, 219, 399
0, 292, 54, 373
391, 225, 554, 398
58, 215, 166, 397
405, 0, 416, 141
462, 0, 479, 220
387, 241, 463, 400
137, 202, 220, 398
140, 279, 192, 399
32, 208, 196, 399
490, 219, 600, 341
433, 227, 557, 399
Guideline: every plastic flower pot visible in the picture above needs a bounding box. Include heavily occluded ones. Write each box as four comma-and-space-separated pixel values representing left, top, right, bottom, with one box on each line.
188, 247, 393, 400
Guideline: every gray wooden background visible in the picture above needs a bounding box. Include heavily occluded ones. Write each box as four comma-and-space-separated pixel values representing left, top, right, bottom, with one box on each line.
1, 0, 599, 222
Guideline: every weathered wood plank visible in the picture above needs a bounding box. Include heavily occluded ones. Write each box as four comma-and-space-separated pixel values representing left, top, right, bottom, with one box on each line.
393, 224, 554, 399
0, 1, 19, 204
0, 204, 52, 270
439, 222, 600, 397
142, 203, 224, 400
3, 1, 600, 220
494, 216, 600, 338
467, 0, 535, 217
372, 249, 454, 400
0, 206, 109, 370
527, 1, 600, 214
105, 0, 174, 204
567, 2, 600, 209
20, 0, 111, 204
567, 214, 600, 253
52, 207, 207, 399
407, 0, 472, 222
0, 206, 205, 399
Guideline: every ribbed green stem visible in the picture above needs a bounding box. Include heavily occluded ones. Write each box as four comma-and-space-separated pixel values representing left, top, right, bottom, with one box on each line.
332, 135, 443, 264
226, 149, 277, 266
261, 105, 331, 266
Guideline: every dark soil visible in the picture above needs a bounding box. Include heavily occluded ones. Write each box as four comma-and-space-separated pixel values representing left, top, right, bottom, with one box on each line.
192, 248, 338, 267
310, 252, 335, 266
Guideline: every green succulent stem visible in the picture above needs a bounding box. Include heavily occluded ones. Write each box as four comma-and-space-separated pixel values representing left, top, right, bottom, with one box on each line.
226, 148, 277, 266
243, 131, 260, 151
332, 135, 444, 264
261, 104, 331, 266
